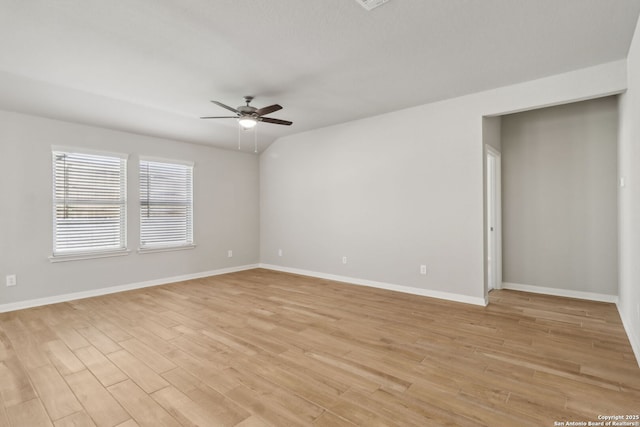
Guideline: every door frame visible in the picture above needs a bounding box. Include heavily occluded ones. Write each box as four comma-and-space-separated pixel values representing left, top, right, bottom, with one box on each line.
485, 145, 502, 292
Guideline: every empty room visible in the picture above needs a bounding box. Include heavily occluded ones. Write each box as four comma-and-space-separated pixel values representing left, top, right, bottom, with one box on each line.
1, 1, 640, 426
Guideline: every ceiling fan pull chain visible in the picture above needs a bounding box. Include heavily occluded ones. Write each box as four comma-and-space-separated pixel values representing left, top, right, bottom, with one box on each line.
254, 125, 258, 153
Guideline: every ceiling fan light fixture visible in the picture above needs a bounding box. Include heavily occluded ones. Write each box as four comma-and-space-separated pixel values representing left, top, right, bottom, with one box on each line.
238, 116, 258, 129
354, 0, 390, 11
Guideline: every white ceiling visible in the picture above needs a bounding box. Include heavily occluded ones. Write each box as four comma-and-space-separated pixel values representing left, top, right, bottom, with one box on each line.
1, 0, 639, 152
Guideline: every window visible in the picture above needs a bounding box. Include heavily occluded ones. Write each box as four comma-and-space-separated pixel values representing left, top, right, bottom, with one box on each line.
139, 158, 194, 251
52, 149, 128, 260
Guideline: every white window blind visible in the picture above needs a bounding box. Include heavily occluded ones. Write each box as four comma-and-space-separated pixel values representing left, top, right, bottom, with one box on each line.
52, 150, 127, 256
139, 159, 193, 250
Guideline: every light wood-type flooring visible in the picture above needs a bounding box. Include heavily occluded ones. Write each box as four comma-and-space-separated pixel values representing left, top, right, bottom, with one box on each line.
0, 268, 639, 426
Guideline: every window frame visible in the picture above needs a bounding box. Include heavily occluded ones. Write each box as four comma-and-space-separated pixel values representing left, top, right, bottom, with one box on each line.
138, 156, 195, 254
50, 146, 130, 263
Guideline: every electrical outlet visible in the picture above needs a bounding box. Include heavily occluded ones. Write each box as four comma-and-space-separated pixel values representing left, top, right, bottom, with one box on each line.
342, 256, 347, 264
420, 265, 427, 275
6, 274, 16, 287
278, 249, 283, 257
227, 250, 233, 258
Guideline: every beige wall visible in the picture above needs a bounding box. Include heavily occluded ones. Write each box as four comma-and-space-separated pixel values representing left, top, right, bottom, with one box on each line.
501, 96, 618, 295
618, 14, 640, 362
483, 116, 502, 152
0, 111, 260, 306
260, 61, 625, 305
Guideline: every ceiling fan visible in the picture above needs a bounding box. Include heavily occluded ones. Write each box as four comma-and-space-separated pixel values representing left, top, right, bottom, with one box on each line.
200, 96, 292, 129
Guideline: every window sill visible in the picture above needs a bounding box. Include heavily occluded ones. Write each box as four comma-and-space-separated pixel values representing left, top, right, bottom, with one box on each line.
49, 249, 131, 263
137, 244, 196, 254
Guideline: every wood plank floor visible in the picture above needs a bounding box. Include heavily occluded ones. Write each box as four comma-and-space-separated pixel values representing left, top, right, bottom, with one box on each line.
1, 268, 639, 426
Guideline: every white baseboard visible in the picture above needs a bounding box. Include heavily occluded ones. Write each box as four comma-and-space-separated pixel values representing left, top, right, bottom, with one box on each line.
501, 282, 618, 303
0, 264, 259, 313
617, 302, 640, 368
259, 264, 487, 306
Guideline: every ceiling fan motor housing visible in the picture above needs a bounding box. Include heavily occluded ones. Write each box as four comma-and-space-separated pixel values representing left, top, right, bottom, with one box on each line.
238, 105, 257, 115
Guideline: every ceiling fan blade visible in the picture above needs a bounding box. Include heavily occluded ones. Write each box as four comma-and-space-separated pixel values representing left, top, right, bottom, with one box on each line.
210, 100, 239, 113
200, 116, 238, 119
260, 117, 293, 126
255, 104, 282, 116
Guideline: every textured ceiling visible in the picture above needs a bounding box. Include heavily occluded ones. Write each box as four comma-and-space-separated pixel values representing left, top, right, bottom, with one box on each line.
0, 0, 639, 152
